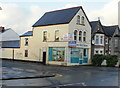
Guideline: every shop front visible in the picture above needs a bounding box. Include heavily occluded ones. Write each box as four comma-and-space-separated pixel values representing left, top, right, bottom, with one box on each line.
68, 41, 90, 65
48, 47, 65, 62
70, 48, 88, 64
48, 41, 90, 66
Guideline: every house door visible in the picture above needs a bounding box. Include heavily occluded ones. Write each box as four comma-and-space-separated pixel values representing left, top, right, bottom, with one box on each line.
43, 52, 46, 65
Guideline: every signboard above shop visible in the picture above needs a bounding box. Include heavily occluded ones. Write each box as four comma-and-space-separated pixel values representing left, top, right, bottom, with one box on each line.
76, 44, 88, 47
68, 41, 89, 48
68, 41, 76, 47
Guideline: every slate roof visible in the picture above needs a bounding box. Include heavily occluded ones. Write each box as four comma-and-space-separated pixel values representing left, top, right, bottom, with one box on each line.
1, 40, 20, 48
103, 25, 119, 37
20, 31, 33, 37
32, 6, 81, 27
90, 21, 99, 33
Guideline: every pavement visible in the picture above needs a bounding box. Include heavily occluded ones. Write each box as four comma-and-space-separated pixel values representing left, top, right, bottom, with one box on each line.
1, 59, 120, 87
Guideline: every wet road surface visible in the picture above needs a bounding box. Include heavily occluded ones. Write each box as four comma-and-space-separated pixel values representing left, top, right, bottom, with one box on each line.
1, 59, 119, 87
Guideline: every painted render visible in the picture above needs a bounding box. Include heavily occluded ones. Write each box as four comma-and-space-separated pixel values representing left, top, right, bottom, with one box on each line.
1, 7, 91, 66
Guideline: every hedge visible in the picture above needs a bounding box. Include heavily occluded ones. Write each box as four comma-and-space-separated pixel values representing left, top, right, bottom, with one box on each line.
92, 54, 118, 67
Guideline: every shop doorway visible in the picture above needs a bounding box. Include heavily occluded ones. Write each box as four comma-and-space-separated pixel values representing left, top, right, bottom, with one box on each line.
43, 52, 46, 65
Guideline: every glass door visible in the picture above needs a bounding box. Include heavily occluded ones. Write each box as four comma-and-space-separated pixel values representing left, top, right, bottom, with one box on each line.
79, 49, 83, 64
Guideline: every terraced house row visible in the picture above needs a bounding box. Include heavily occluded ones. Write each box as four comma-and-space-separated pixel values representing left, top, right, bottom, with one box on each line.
0, 6, 120, 66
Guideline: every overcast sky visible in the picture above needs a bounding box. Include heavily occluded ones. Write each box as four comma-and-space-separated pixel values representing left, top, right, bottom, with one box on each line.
0, 0, 119, 35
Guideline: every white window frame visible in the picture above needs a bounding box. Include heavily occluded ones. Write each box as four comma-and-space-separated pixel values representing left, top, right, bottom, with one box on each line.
79, 31, 82, 42
55, 30, 60, 41
43, 31, 47, 42
83, 31, 86, 42
74, 30, 78, 41
95, 34, 104, 45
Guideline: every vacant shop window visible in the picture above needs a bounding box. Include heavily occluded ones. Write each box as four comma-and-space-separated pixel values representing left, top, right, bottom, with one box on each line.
74, 30, 77, 41
79, 31, 82, 41
55, 30, 59, 41
43, 31, 47, 42
83, 32, 86, 42
81, 16, 85, 25
25, 50, 28, 57
25, 38, 28, 46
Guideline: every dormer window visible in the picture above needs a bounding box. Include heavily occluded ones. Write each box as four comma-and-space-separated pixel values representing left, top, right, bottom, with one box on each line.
81, 16, 85, 25
77, 15, 80, 24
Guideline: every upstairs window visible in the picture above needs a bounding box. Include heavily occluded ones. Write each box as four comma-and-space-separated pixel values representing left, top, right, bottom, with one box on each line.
25, 38, 28, 46
74, 30, 77, 41
83, 32, 86, 42
25, 50, 28, 57
95, 35, 99, 44
81, 16, 85, 25
79, 31, 82, 41
115, 39, 118, 47
43, 31, 47, 42
55, 30, 59, 41
100, 36, 103, 44
77, 15, 80, 24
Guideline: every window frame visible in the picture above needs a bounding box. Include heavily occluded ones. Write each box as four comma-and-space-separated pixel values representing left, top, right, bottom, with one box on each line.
79, 31, 82, 41
55, 30, 59, 41
83, 31, 86, 42
100, 36, 103, 44
43, 31, 47, 42
77, 15, 80, 25
95, 35, 99, 44
74, 30, 78, 41
25, 38, 28, 46
81, 16, 85, 25
25, 50, 28, 57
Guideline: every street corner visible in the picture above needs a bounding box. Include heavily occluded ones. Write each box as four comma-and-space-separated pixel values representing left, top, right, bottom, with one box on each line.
2, 66, 56, 80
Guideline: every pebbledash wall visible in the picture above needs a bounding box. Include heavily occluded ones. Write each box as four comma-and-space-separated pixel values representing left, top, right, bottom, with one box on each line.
1, 6, 91, 66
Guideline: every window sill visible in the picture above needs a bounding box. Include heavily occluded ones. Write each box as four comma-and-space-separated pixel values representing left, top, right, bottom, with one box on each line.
76, 23, 85, 26
43, 40, 47, 42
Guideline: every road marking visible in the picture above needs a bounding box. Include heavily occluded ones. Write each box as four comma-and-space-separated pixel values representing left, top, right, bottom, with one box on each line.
58, 82, 87, 86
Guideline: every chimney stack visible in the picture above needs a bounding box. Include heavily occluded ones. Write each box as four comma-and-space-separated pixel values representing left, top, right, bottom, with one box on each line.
0, 26, 5, 32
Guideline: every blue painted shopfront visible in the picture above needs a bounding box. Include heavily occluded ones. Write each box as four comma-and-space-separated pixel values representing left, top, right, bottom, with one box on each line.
70, 48, 88, 64
48, 47, 65, 62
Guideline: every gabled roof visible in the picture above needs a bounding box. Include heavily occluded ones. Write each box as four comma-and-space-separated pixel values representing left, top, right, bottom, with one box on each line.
90, 21, 99, 33
32, 6, 82, 27
103, 25, 119, 37
20, 31, 33, 37
1, 40, 20, 48
0, 28, 20, 41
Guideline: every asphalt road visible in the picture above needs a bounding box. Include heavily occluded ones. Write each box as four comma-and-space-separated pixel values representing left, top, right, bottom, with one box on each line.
1, 59, 119, 87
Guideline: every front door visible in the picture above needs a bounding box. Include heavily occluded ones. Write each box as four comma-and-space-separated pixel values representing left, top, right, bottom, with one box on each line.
43, 52, 46, 65
79, 49, 83, 64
